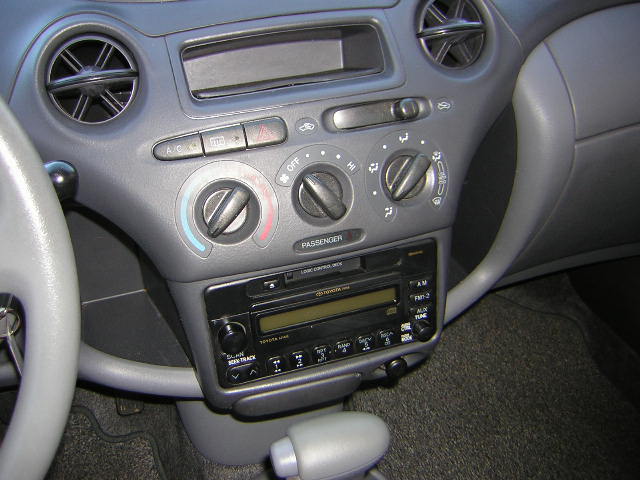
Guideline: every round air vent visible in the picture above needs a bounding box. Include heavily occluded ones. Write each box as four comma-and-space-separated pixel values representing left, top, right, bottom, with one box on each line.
46, 35, 138, 124
417, 0, 485, 69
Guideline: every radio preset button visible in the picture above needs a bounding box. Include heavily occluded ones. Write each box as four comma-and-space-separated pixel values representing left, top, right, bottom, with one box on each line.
378, 330, 396, 347
288, 351, 310, 369
313, 345, 332, 363
409, 278, 432, 290
334, 339, 354, 357
356, 334, 376, 352
266, 356, 286, 375
410, 291, 432, 304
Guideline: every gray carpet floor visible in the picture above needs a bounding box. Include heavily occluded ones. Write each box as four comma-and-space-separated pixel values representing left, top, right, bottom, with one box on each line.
39, 274, 640, 479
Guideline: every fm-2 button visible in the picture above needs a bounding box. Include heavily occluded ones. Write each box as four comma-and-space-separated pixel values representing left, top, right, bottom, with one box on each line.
410, 292, 432, 304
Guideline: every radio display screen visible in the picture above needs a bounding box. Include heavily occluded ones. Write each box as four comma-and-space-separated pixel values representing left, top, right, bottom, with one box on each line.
259, 287, 397, 333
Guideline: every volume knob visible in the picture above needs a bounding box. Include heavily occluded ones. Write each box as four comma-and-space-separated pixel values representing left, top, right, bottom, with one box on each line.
218, 322, 248, 355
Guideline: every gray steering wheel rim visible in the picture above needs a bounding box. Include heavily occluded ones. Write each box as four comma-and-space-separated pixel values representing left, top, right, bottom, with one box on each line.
0, 97, 80, 479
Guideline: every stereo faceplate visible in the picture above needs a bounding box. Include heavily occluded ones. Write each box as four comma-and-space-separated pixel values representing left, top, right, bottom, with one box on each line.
205, 240, 437, 388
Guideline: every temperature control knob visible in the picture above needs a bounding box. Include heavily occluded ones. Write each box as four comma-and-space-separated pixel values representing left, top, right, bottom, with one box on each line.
218, 322, 248, 355
203, 186, 251, 238
298, 172, 347, 220
384, 153, 431, 201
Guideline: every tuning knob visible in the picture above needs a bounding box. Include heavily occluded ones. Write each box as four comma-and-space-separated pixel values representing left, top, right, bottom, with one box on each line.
384, 153, 431, 201
298, 172, 347, 220
203, 186, 251, 238
218, 322, 248, 355
412, 319, 436, 342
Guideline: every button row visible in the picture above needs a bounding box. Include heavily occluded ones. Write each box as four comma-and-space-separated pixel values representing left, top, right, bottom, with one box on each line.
153, 117, 287, 161
226, 361, 260, 384
265, 329, 398, 376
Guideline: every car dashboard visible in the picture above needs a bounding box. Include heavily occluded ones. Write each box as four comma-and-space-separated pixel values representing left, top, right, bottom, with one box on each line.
1, 0, 639, 472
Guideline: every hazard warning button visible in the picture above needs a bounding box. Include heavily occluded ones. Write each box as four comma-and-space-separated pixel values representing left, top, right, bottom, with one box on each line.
243, 117, 287, 148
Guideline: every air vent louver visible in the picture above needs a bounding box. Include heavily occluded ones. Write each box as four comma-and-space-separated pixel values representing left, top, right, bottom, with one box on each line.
46, 35, 138, 123
417, 0, 485, 69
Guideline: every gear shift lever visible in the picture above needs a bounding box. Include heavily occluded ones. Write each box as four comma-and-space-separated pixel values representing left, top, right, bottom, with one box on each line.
268, 412, 390, 480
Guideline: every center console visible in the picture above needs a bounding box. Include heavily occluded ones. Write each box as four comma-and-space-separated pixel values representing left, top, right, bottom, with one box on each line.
8, 0, 522, 420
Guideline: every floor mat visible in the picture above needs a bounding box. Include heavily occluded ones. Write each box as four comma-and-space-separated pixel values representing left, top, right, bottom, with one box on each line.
47, 407, 163, 480
350, 276, 640, 479
34, 274, 640, 479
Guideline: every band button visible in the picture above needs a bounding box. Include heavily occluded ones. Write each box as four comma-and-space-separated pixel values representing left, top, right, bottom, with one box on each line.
334, 339, 354, 357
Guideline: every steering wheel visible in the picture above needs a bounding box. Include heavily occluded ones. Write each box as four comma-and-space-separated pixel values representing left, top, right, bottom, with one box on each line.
0, 97, 80, 478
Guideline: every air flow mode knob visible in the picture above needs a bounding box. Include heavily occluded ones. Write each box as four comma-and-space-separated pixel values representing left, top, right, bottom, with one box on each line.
384, 153, 431, 201
298, 172, 347, 220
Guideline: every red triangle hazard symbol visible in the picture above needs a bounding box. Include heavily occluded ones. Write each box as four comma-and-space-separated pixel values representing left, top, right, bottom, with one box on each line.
257, 124, 275, 142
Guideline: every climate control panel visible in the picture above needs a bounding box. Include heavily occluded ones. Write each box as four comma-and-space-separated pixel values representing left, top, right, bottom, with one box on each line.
173, 122, 449, 265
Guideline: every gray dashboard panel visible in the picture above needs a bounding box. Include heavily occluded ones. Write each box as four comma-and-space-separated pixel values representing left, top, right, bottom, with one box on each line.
445, 40, 575, 321
8, 1, 521, 285
544, 4, 640, 140
5, 0, 633, 406
508, 4, 640, 277
489, 0, 637, 56
512, 124, 640, 274
0, 0, 399, 98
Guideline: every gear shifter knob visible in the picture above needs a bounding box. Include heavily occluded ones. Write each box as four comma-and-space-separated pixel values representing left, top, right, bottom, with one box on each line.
269, 412, 389, 480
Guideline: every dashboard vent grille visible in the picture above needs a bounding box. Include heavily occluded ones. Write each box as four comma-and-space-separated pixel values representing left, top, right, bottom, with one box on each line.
417, 0, 485, 69
46, 35, 138, 124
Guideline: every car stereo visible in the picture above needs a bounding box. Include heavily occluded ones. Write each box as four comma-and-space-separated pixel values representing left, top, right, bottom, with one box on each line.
205, 240, 437, 387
